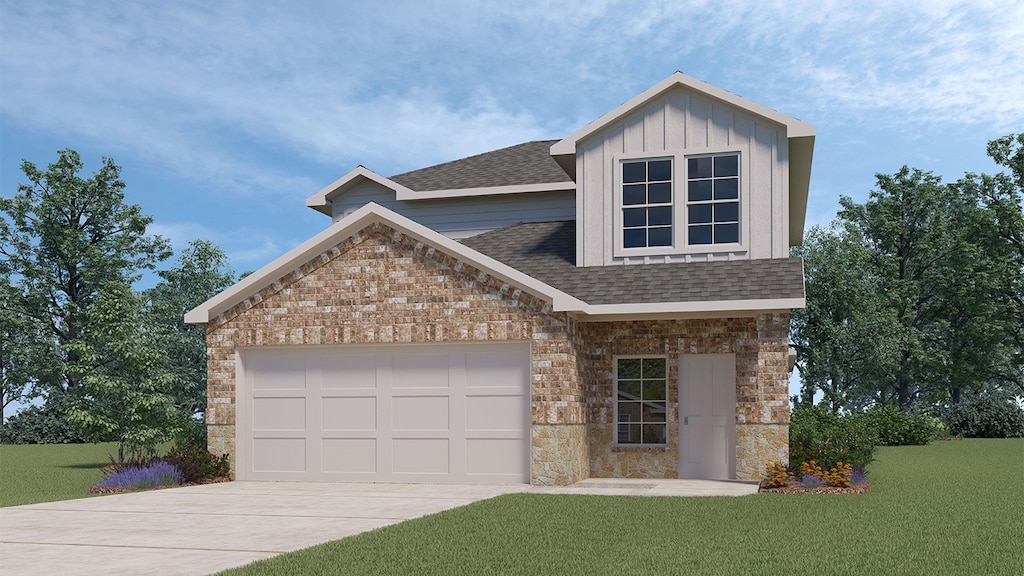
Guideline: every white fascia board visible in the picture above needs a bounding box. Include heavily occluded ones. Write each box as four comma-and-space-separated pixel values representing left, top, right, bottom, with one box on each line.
573, 298, 806, 322
185, 202, 586, 324
397, 181, 576, 200
305, 167, 416, 214
551, 72, 815, 156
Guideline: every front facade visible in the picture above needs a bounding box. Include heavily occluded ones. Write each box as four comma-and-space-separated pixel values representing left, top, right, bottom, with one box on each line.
188, 73, 814, 485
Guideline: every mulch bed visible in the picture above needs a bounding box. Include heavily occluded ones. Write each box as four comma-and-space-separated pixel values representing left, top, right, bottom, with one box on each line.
758, 481, 870, 494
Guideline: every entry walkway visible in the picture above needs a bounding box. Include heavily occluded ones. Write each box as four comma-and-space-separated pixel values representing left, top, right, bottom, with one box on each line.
0, 479, 757, 575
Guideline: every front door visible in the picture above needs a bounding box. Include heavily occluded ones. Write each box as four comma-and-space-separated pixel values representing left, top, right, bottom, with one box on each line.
678, 353, 736, 479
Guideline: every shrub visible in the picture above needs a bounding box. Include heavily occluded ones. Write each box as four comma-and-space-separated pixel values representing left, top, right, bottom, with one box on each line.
763, 461, 789, 488
0, 400, 92, 444
94, 461, 183, 492
800, 474, 823, 489
862, 405, 938, 445
790, 405, 877, 470
944, 393, 1024, 438
163, 446, 230, 483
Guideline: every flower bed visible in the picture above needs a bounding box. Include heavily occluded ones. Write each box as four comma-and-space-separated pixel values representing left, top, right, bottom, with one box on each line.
758, 460, 870, 494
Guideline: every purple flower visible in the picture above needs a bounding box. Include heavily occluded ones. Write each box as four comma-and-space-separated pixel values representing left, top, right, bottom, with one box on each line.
800, 474, 823, 489
96, 461, 183, 491
851, 468, 867, 485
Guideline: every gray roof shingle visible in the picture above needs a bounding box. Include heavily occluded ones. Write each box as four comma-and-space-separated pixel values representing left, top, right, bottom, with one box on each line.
390, 140, 572, 191
461, 221, 805, 306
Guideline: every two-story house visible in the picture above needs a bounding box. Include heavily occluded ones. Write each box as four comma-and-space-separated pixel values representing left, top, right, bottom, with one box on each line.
186, 72, 814, 485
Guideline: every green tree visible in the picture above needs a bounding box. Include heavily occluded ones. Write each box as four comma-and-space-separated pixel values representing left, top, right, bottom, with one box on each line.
0, 149, 171, 401
144, 239, 235, 445
68, 280, 177, 461
791, 225, 899, 411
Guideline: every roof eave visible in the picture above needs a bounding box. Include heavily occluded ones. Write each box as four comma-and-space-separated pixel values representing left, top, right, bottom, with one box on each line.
569, 297, 806, 322
788, 135, 815, 246
185, 202, 587, 324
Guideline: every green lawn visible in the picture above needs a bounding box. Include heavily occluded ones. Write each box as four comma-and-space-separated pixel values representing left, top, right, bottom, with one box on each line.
220, 439, 1024, 576
0, 442, 117, 507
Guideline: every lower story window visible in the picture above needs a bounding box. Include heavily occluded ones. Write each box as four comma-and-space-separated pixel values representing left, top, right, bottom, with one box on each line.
616, 357, 667, 445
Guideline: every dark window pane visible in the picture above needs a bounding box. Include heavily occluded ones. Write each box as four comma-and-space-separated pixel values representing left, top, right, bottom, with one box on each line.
624, 228, 646, 248
648, 159, 672, 181
648, 182, 672, 204
648, 227, 672, 246
714, 202, 739, 223
623, 184, 646, 205
714, 178, 738, 200
618, 380, 642, 399
689, 225, 712, 244
715, 223, 739, 243
648, 206, 672, 226
642, 424, 667, 444
645, 403, 667, 423
623, 162, 646, 184
643, 358, 666, 378
618, 358, 642, 379
624, 208, 647, 227
618, 423, 641, 444
689, 156, 712, 179
714, 155, 739, 177
642, 380, 666, 401
688, 180, 712, 202
689, 204, 712, 224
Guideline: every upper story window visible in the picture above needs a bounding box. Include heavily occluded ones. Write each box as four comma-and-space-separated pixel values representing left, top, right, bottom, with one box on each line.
617, 150, 742, 255
621, 158, 673, 248
687, 154, 739, 245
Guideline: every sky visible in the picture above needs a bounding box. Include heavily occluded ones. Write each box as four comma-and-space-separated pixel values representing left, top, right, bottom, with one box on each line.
2, 0, 1023, 405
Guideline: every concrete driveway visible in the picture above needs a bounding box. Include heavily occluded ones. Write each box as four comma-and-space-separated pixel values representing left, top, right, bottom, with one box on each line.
0, 478, 756, 575
0, 481, 530, 576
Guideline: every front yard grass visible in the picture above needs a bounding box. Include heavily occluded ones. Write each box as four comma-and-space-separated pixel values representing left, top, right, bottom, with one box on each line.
0, 442, 117, 507
221, 438, 1024, 576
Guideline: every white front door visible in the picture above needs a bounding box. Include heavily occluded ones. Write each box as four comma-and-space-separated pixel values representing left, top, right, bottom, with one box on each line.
678, 353, 736, 479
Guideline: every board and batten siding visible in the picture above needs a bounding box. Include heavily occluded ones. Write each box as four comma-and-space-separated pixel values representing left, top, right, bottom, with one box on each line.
331, 182, 576, 239
576, 86, 790, 267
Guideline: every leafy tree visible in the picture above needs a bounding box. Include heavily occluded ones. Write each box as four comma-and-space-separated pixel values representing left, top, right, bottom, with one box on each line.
795, 136, 1024, 413
791, 225, 900, 411
0, 149, 172, 404
144, 239, 235, 446
68, 280, 177, 461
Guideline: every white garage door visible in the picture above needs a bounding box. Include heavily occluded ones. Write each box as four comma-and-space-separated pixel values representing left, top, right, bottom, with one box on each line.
236, 342, 531, 484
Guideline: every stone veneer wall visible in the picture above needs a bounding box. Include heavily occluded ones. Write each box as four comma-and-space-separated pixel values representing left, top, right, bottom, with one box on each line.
204, 222, 588, 485
577, 313, 791, 481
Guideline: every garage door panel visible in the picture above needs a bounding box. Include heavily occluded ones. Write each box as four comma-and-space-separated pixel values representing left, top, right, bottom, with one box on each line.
322, 438, 376, 473
322, 353, 377, 389
466, 439, 526, 475
321, 396, 375, 431
393, 353, 450, 388
391, 396, 449, 431
393, 438, 449, 474
466, 348, 529, 388
465, 395, 526, 431
251, 438, 305, 472
249, 353, 307, 390
252, 397, 305, 431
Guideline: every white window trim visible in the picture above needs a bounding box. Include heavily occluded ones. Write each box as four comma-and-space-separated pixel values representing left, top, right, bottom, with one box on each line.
613, 354, 669, 448
612, 146, 750, 258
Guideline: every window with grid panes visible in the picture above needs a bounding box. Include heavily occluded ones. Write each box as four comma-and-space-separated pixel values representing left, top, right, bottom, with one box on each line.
615, 357, 667, 445
687, 154, 739, 245
621, 158, 673, 248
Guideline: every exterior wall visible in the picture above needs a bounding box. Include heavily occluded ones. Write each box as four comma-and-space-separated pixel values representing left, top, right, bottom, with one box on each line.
576, 85, 790, 267
577, 313, 791, 481
330, 181, 576, 238
205, 222, 587, 485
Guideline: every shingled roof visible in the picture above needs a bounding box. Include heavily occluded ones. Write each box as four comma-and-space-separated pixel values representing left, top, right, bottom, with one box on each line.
461, 221, 805, 306
390, 140, 572, 191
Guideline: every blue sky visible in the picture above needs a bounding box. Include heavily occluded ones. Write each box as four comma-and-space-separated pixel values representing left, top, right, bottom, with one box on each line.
2, 1, 1023, 405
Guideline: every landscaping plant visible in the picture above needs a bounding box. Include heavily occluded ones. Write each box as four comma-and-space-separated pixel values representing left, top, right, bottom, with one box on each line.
92, 460, 183, 492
